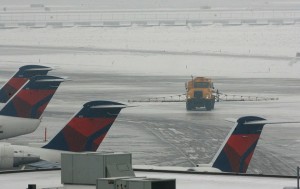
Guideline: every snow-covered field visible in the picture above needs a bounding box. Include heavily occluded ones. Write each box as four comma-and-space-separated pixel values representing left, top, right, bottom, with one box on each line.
0, 24, 299, 78
1, 25, 299, 57
1, 20, 300, 177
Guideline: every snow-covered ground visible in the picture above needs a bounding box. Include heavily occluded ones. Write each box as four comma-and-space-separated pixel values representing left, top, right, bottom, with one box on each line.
0, 19, 300, 177
0, 24, 299, 78
1, 25, 299, 57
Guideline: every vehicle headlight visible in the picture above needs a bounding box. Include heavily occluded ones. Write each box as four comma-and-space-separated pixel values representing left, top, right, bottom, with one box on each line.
205, 95, 210, 99
187, 95, 191, 99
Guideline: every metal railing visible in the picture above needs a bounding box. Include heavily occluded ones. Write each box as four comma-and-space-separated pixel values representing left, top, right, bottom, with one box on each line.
1, 9, 300, 25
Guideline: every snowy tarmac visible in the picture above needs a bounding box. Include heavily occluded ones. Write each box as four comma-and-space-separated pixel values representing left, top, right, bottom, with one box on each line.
0, 24, 300, 177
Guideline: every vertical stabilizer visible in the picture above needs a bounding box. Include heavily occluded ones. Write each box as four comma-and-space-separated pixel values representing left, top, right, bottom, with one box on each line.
0, 75, 65, 119
42, 101, 126, 152
211, 116, 266, 173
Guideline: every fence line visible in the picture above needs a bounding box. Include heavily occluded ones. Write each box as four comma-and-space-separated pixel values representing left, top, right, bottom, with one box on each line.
1, 9, 300, 27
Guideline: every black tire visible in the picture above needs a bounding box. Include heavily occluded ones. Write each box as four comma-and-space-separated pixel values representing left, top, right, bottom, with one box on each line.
211, 100, 215, 110
205, 100, 213, 111
186, 101, 193, 111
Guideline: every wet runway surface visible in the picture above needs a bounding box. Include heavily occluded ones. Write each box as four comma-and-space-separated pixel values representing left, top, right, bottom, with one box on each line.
1, 67, 300, 176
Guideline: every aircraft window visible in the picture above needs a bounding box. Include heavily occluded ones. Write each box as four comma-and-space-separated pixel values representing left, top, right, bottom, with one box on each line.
194, 82, 209, 88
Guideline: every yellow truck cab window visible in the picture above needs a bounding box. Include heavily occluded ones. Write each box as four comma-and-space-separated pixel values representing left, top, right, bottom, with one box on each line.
194, 82, 209, 88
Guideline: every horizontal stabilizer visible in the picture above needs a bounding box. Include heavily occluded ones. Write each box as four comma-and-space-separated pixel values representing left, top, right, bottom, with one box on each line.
244, 120, 300, 125
225, 118, 237, 123
32, 75, 66, 83
19, 65, 52, 71
25, 67, 53, 71
226, 118, 300, 125
91, 104, 128, 109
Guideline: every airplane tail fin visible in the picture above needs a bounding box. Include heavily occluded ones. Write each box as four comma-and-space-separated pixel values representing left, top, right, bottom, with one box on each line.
0, 75, 65, 119
42, 101, 126, 152
211, 116, 266, 173
0, 65, 52, 103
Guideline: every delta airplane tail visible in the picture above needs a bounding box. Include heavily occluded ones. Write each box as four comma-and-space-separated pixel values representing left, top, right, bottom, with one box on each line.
0, 65, 52, 103
0, 75, 64, 119
210, 116, 266, 173
42, 100, 126, 152
0, 75, 65, 140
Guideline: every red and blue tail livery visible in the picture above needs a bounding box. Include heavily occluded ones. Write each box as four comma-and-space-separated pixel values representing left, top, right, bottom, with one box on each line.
42, 101, 126, 152
211, 116, 266, 173
0, 65, 52, 103
0, 75, 65, 119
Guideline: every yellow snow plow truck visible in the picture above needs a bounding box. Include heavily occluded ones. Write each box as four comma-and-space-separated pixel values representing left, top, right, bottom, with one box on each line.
185, 77, 215, 111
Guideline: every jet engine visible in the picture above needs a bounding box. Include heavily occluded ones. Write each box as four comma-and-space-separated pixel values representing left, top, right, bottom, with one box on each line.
0, 143, 40, 170
0, 143, 14, 169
